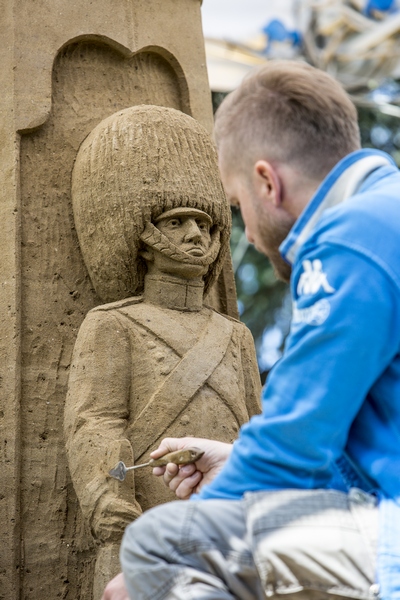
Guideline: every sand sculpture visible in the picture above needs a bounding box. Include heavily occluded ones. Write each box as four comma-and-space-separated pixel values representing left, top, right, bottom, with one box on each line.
1, 2, 258, 597
64, 105, 261, 594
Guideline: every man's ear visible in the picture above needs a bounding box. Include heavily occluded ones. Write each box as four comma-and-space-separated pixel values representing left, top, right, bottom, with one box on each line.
253, 160, 282, 207
139, 246, 154, 262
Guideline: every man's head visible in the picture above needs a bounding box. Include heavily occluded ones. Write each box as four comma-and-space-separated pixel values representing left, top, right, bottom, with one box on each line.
72, 106, 231, 302
215, 60, 361, 281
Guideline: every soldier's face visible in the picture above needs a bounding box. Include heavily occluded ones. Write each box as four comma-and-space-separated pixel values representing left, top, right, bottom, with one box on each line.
143, 213, 214, 280
156, 214, 212, 256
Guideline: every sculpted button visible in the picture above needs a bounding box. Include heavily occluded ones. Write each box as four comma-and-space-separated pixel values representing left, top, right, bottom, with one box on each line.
160, 366, 172, 376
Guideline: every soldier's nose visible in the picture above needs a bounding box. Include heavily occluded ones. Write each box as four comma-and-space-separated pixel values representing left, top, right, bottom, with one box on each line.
183, 220, 202, 242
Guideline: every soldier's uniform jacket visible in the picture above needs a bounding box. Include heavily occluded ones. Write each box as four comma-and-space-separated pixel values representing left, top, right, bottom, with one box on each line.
65, 297, 261, 542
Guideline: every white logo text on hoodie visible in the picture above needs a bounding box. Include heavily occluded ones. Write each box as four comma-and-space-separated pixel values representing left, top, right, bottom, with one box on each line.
297, 259, 335, 296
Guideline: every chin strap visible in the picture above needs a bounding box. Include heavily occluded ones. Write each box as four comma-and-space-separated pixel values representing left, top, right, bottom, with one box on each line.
140, 222, 221, 266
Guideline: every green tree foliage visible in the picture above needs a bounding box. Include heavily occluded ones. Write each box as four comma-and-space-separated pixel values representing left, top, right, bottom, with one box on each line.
358, 106, 400, 165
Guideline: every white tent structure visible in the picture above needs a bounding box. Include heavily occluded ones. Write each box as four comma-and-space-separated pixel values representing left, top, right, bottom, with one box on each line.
205, 39, 265, 92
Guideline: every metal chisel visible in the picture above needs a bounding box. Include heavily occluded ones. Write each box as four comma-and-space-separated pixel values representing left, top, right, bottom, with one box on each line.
109, 447, 204, 481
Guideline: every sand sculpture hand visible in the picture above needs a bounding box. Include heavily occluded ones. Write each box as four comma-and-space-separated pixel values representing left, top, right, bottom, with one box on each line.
91, 494, 142, 543
151, 437, 233, 500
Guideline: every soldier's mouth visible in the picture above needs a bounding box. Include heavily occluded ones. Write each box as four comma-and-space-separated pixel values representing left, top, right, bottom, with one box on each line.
185, 247, 206, 257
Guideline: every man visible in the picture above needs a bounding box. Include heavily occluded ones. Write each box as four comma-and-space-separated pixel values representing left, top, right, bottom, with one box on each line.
65, 105, 261, 594
103, 62, 400, 599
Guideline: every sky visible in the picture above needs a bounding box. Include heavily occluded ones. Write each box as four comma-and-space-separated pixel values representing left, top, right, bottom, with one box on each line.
201, 0, 295, 43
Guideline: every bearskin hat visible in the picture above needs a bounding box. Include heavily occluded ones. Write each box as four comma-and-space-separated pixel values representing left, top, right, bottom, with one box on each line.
72, 105, 231, 302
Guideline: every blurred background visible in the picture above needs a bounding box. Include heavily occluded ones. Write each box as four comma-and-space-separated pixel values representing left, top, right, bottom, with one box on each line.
201, 0, 400, 383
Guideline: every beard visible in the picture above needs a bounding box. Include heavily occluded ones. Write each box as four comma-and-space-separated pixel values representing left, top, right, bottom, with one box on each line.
256, 207, 295, 283
267, 245, 293, 283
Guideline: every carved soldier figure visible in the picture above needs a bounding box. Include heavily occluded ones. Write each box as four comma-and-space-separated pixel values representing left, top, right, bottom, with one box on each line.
64, 106, 261, 559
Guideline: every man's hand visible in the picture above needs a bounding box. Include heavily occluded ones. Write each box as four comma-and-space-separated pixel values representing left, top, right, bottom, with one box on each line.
101, 572, 128, 600
151, 437, 232, 499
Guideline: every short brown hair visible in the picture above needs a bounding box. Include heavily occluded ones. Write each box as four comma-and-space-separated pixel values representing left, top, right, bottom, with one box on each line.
215, 60, 360, 180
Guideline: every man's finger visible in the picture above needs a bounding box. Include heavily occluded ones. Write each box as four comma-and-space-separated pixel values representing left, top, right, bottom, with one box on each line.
166, 463, 196, 491
174, 470, 203, 499
152, 465, 166, 477
162, 462, 179, 486
150, 437, 181, 459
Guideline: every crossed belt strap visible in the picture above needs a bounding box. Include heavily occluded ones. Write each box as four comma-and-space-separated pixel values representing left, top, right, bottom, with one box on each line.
115, 304, 245, 461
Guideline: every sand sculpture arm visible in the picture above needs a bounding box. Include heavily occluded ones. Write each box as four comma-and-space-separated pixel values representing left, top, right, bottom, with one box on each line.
239, 324, 262, 418
64, 310, 142, 543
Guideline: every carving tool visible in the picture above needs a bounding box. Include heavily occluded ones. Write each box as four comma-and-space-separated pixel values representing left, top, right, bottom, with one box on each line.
109, 447, 204, 481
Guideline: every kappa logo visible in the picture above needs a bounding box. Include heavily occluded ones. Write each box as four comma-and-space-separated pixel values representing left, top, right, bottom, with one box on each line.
297, 259, 335, 296
292, 298, 331, 326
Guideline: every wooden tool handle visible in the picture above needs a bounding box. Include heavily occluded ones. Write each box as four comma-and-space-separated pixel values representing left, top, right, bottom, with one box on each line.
149, 447, 204, 468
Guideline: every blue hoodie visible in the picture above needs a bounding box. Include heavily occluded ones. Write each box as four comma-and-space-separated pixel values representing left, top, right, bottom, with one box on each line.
198, 149, 400, 598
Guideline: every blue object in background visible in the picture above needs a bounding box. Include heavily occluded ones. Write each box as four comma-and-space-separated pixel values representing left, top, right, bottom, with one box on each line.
262, 19, 302, 53
369, 79, 400, 103
365, 0, 395, 16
